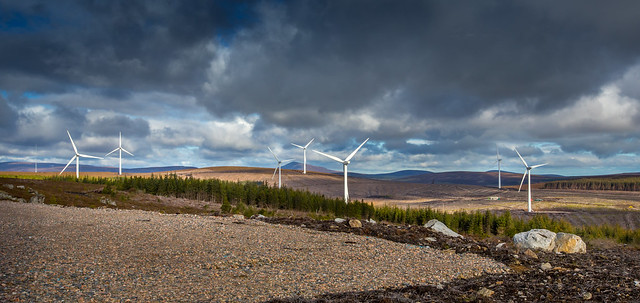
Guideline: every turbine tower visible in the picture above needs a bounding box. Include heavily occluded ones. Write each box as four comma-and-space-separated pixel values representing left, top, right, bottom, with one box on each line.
105, 132, 134, 175
59, 130, 102, 178
268, 147, 293, 189
514, 148, 547, 212
291, 138, 314, 174
313, 138, 369, 202
496, 145, 502, 189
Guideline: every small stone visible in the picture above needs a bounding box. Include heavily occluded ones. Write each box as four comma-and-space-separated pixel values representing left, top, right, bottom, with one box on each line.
348, 219, 362, 228
477, 287, 494, 297
232, 214, 245, 220
436, 283, 444, 290
582, 292, 592, 300
634, 280, 640, 288
496, 242, 506, 248
300, 224, 306, 228
495, 280, 503, 285
17, 185, 25, 189
424, 237, 437, 242
329, 225, 339, 229
523, 249, 538, 259
367, 218, 377, 224
2, 184, 14, 189
334, 218, 346, 223
541, 262, 552, 270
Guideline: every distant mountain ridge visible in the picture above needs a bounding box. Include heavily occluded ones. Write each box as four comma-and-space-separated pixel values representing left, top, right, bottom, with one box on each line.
0, 161, 196, 174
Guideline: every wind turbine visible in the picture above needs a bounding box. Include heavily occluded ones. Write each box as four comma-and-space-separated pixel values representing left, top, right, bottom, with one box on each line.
59, 130, 102, 178
291, 138, 315, 174
514, 148, 547, 212
313, 138, 369, 202
496, 145, 502, 189
105, 132, 134, 175
268, 147, 293, 189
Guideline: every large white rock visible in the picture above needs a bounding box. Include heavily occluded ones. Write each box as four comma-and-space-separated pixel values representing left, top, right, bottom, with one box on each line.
513, 229, 557, 252
424, 219, 463, 238
554, 232, 586, 254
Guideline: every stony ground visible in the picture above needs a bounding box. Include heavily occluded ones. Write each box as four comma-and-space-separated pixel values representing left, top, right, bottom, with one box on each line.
0, 201, 506, 302
263, 217, 640, 302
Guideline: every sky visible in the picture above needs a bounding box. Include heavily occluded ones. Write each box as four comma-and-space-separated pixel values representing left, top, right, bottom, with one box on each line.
2, 0, 640, 176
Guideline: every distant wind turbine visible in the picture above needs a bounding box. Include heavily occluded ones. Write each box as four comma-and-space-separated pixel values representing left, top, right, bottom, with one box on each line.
313, 138, 369, 202
268, 147, 293, 189
105, 132, 134, 175
34, 144, 38, 173
59, 130, 102, 178
291, 138, 315, 174
496, 145, 502, 189
514, 148, 547, 212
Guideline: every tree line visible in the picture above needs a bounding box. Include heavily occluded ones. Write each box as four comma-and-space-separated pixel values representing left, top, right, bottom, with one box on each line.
47, 174, 640, 245
543, 177, 640, 191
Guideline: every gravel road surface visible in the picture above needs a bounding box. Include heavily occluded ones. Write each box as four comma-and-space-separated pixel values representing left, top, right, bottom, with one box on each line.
0, 201, 507, 302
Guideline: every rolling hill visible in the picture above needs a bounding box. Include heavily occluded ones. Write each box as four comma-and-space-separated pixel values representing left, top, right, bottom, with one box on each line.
0, 161, 196, 174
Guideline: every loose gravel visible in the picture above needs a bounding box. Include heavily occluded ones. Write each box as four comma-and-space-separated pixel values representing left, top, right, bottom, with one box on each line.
0, 201, 507, 302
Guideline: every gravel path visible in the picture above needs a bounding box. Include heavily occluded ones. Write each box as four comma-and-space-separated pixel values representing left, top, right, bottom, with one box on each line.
0, 201, 507, 302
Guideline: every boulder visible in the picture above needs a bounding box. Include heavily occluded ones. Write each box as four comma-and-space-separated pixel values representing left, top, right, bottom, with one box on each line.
367, 218, 377, 224
334, 218, 346, 223
541, 262, 552, 271
348, 219, 362, 228
232, 214, 245, 220
513, 229, 556, 252
424, 219, 463, 238
554, 232, 586, 254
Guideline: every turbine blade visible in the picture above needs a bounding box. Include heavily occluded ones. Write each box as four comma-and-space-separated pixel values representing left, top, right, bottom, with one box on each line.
312, 150, 344, 163
67, 130, 78, 154
291, 143, 304, 149
267, 147, 280, 162
121, 148, 134, 156
345, 138, 369, 162
60, 156, 76, 175
304, 138, 315, 148
78, 154, 103, 159
271, 166, 278, 180
531, 163, 548, 169
514, 148, 528, 167
518, 170, 527, 192
496, 145, 500, 160
105, 148, 119, 156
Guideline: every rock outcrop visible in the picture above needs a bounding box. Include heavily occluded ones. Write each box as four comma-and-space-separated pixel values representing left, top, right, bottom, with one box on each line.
513, 229, 557, 252
554, 232, 586, 254
424, 219, 463, 238
514, 229, 586, 254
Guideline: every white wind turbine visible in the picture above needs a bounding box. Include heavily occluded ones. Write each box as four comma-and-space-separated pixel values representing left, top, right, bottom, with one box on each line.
291, 138, 315, 174
313, 138, 369, 202
105, 132, 134, 175
514, 148, 547, 212
59, 130, 103, 178
268, 147, 293, 189
496, 145, 502, 189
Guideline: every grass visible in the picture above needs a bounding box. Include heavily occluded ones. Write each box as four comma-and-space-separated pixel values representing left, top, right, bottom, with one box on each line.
3, 174, 640, 246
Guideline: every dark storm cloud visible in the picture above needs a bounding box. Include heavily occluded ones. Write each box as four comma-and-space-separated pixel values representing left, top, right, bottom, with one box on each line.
0, 0, 258, 94
85, 114, 150, 138
0, 96, 17, 135
204, 0, 640, 126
